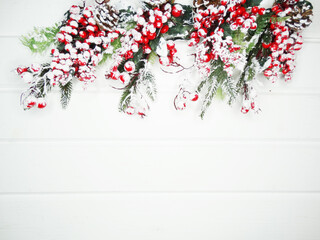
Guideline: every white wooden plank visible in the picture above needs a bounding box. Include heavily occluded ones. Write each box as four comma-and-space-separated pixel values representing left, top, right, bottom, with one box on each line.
0, 141, 319, 192
0, 193, 319, 240
1, 36, 319, 93
0, 0, 76, 37
0, 91, 319, 140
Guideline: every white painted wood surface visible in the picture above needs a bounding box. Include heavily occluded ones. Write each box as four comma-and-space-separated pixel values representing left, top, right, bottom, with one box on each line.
0, 0, 320, 239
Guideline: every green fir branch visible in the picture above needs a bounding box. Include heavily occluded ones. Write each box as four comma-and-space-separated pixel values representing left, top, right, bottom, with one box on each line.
143, 71, 157, 101
98, 53, 112, 66
59, 81, 73, 109
244, 0, 263, 8
118, 7, 136, 29
119, 89, 132, 112
200, 60, 228, 119
20, 23, 60, 53
200, 77, 220, 119
222, 79, 237, 105
165, 5, 194, 40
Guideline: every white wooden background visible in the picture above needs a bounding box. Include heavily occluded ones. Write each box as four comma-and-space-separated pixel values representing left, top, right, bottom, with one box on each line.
0, 0, 320, 239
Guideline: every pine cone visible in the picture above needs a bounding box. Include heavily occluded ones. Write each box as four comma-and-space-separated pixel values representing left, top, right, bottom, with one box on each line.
286, 1, 313, 31
144, 0, 173, 7
193, 0, 220, 11
94, 0, 119, 32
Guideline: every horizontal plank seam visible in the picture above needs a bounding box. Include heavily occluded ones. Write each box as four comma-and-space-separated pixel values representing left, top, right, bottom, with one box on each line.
1, 191, 320, 196
0, 139, 320, 144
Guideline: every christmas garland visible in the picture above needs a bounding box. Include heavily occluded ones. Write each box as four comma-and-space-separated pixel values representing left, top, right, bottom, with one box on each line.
16, 0, 313, 118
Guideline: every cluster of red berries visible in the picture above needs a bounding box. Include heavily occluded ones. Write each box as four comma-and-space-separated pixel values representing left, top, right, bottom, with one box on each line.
241, 84, 258, 114
174, 89, 199, 111
263, 5, 303, 82
190, 0, 265, 47
53, 5, 119, 85
24, 97, 47, 109
107, 3, 184, 86
158, 40, 178, 66
192, 27, 244, 79
16, 64, 41, 84
16, 64, 48, 109
227, 5, 266, 32
105, 3, 184, 117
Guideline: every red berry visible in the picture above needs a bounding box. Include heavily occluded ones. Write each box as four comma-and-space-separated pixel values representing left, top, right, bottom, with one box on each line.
229, 6, 236, 12
198, 28, 208, 38
172, 4, 183, 18
155, 21, 163, 29
170, 48, 177, 56
250, 23, 257, 30
167, 40, 175, 50
190, 31, 198, 38
282, 68, 289, 75
27, 101, 36, 109
242, 12, 249, 19
109, 72, 118, 80
79, 31, 88, 39
83, 10, 92, 18
124, 61, 135, 73
191, 94, 199, 102
264, 69, 273, 77
251, 6, 259, 14
270, 43, 278, 51
16, 67, 28, 75
38, 102, 47, 109
143, 45, 152, 54
78, 18, 88, 26
203, 20, 212, 28
272, 5, 279, 12
262, 42, 271, 48
236, 17, 244, 25
160, 25, 169, 34
221, 0, 227, 5
119, 73, 130, 84
125, 50, 134, 60
236, 8, 243, 16
126, 106, 135, 115
203, 54, 211, 63
147, 32, 156, 40
241, 107, 249, 114
258, 8, 266, 15
142, 36, 149, 45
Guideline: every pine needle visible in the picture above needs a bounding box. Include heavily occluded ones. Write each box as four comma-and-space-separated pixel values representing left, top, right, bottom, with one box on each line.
59, 81, 73, 109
